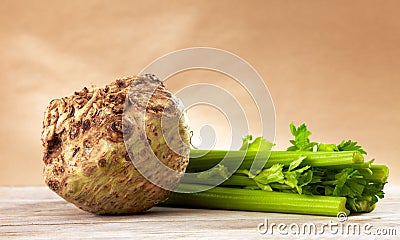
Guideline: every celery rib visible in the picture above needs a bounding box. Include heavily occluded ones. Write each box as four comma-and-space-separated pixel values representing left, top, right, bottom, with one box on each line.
180, 174, 257, 187
359, 165, 389, 183
172, 125, 388, 216
162, 184, 349, 216
188, 150, 363, 172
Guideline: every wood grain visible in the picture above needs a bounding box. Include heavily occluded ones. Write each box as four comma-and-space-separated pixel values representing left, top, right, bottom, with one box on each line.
0, 186, 399, 239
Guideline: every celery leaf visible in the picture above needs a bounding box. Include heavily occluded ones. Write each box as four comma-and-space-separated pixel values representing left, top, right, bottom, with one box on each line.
287, 122, 318, 151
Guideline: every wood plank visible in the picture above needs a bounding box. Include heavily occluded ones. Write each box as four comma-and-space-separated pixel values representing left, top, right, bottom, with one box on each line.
0, 186, 399, 239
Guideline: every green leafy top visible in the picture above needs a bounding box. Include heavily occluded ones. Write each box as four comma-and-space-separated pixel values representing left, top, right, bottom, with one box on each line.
287, 122, 367, 155
240, 135, 274, 152
337, 140, 367, 155
287, 122, 318, 151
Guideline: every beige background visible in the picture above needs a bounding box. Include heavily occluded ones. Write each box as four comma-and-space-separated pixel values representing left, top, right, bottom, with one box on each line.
0, 0, 399, 185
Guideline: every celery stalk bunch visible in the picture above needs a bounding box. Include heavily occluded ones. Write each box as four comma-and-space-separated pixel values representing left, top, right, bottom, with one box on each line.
161, 123, 389, 216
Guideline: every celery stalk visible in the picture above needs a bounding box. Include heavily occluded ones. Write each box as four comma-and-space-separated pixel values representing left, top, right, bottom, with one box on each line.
359, 165, 389, 183
180, 174, 257, 187
162, 184, 350, 216
188, 150, 363, 172
165, 123, 388, 216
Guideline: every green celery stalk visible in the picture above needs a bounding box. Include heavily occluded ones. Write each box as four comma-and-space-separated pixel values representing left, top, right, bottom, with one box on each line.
188, 150, 364, 172
222, 175, 258, 187
359, 165, 389, 183
162, 184, 350, 216
180, 174, 258, 187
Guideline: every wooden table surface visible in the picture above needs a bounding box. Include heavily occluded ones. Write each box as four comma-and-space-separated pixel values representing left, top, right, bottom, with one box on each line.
1, 186, 399, 239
